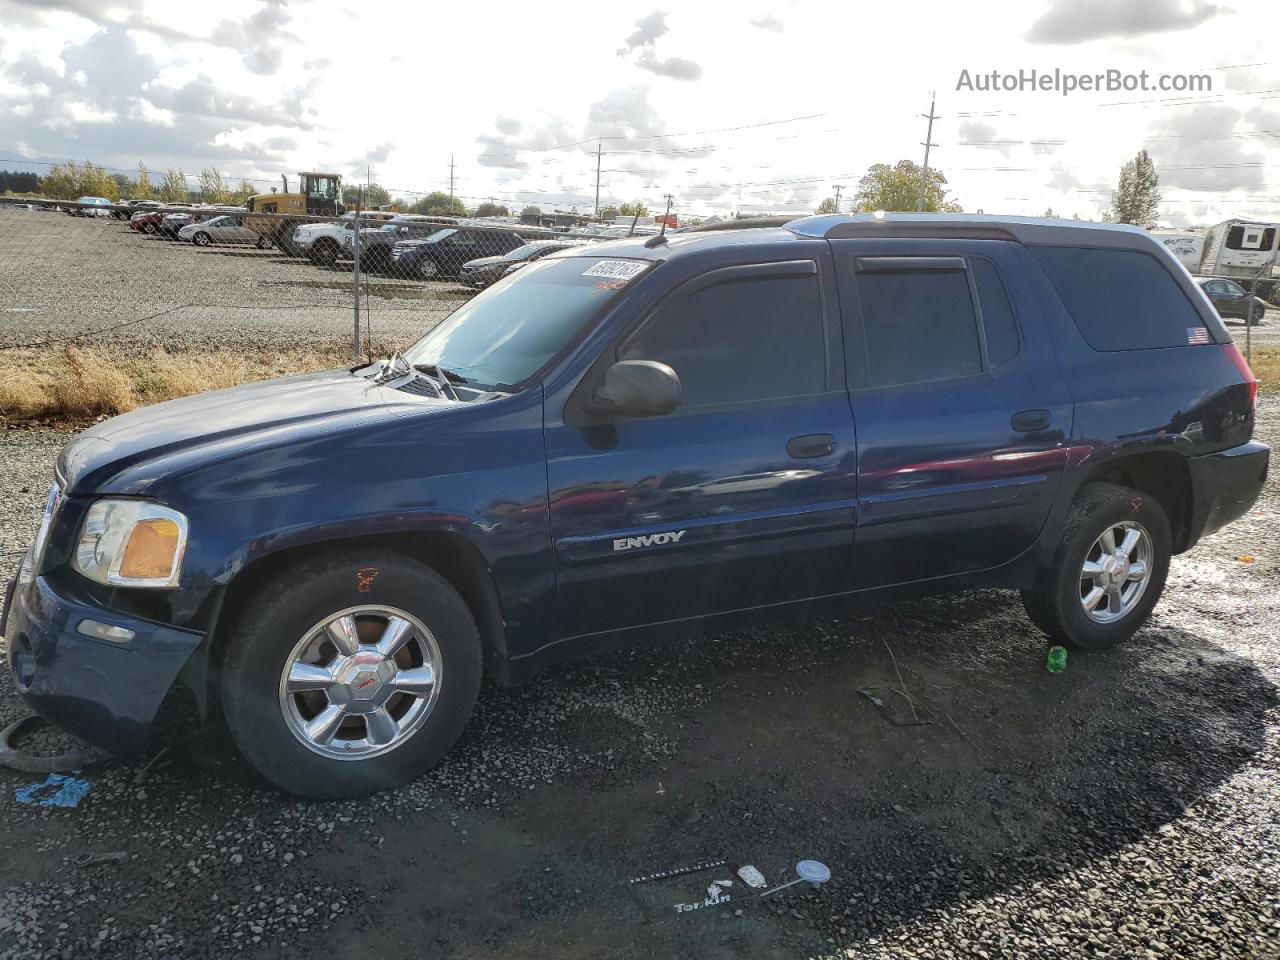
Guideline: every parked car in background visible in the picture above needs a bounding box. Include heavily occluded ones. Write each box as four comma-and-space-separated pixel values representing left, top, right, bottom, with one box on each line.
390, 224, 554, 280
294, 211, 396, 267
69, 196, 113, 217
1197, 277, 1266, 324
344, 215, 460, 272
129, 210, 166, 234
459, 240, 587, 288
178, 214, 271, 248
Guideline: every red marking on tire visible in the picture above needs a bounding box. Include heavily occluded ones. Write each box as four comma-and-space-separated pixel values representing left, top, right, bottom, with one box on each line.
356, 567, 379, 592
1131, 497, 1143, 513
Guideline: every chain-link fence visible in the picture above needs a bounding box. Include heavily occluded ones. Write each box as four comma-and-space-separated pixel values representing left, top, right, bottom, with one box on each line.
0, 196, 619, 363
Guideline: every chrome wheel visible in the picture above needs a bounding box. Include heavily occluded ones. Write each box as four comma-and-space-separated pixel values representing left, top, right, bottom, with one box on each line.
278, 605, 442, 761
1079, 521, 1153, 623
418, 259, 439, 279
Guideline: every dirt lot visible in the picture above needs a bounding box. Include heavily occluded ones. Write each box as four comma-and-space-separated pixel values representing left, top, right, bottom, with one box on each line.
0, 396, 1277, 958
0, 208, 466, 352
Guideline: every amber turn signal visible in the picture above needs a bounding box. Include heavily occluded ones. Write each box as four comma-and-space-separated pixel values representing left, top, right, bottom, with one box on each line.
118, 517, 182, 580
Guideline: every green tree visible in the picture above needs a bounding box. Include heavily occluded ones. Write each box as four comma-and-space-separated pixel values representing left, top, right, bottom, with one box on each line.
1107, 149, 1161, 228
232, 179, 256, 205
815, 197, 839, 215
619, 202, 649, 217
852, 160, 961, 213
198, 167, 233, 205
520, 205, 542, 217
473, 201, 510, 218
342, 183, 392, 208
133, 162, 155, 200
597, 205, 619, 221
159, 169, 190, 203
409, 191, 467, 216
40, 161, 121, 200
1042, 207, 1058, 218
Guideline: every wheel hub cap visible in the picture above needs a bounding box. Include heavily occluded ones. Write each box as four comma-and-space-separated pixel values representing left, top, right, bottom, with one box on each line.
1079, 521, 1153, 624
278, 605, 442, 761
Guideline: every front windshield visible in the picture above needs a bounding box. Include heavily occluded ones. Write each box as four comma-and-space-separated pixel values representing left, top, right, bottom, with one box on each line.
403, 257, 647, 389
506, 243, 550, 261
424, 228, 458, 243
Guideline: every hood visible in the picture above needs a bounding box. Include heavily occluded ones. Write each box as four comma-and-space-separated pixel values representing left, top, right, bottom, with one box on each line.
462, 255, 506, 270
59, 368, 451, 495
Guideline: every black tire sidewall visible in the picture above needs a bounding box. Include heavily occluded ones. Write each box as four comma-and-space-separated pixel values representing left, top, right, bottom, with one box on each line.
221, 552, 483, 798
1051, 486, 1172, 649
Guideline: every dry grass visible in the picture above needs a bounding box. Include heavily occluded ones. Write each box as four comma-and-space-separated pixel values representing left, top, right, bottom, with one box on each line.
0, 341, 403, 424
4, 341, 1278, 425
1247, 347, 1280, 394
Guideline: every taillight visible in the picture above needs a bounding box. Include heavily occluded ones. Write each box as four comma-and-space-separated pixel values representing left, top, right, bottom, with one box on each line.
1224, 343, 1258, 409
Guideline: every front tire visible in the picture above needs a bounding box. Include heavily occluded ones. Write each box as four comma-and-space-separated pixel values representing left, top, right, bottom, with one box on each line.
1022, 482, 1171, 650
312, 239, 339, 267
418, 258, 440, 280
220, 550, 483, 798
193, 231, 211, 246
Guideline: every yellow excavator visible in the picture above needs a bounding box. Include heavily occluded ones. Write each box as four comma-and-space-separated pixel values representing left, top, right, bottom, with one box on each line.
245, 172, 343, 254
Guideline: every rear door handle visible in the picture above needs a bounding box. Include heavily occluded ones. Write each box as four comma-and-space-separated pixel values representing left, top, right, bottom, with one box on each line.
1011, 409, 1051, 432
787, 433, 835, 458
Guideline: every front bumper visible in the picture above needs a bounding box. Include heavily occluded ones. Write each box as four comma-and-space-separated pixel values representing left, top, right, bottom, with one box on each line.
1186, 440, 1270, 548
3, 573, 204, 760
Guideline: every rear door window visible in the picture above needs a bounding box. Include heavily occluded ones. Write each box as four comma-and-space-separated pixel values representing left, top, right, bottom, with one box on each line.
852, 262, 983, 388
1030, 246, 1207, 351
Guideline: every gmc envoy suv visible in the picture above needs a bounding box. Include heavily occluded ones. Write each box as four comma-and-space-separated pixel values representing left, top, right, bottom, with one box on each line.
3, 214, 1268, 798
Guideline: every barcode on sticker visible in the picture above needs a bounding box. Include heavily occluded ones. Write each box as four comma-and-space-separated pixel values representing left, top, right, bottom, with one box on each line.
583, 260, 647, 280
1187, 327, 1211, 345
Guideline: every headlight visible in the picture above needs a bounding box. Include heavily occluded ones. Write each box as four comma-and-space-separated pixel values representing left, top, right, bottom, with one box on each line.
73, 500, 188, 588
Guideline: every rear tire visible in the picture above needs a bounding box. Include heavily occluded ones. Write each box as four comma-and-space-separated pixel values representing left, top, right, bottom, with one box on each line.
312, 239, 339, 267
255, 236, 270, 250
220, 550, 483, 798
1021, 482, 1171, 650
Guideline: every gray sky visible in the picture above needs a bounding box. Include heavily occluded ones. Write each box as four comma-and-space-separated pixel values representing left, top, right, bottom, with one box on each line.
1, 0, 1277, 225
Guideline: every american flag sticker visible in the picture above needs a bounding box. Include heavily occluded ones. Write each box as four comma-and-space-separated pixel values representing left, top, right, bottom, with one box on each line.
1187, 327, 1211, 345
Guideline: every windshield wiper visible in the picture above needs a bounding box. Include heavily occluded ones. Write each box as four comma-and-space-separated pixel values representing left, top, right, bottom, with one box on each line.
414, 363, 469, 384
412, 363, 465, 402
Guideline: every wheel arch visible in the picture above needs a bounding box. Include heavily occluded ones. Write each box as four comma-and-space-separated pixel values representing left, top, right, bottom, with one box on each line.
209, 530, 511, 691
1070, 449, 1193, 552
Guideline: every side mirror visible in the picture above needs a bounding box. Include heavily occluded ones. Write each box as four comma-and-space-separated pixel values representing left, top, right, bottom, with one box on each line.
589, 360, 682, 418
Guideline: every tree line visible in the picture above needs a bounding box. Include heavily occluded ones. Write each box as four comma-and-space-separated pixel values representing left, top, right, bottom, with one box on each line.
7, 151, 1166, 225
810, 150, 1163, 226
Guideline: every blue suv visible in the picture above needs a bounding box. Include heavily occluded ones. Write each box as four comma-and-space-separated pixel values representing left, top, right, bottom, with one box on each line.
3, 214, 1268, 798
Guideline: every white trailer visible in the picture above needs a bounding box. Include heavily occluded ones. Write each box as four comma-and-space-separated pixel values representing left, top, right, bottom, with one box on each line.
1197, 219, 1280, 280
1150, 231, 1205, 273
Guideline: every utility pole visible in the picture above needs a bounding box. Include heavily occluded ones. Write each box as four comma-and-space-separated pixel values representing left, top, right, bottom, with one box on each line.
917, 92, 940, 212
448, 155, 456, 207
594, 142, 602, 220
832, 184, 844, 212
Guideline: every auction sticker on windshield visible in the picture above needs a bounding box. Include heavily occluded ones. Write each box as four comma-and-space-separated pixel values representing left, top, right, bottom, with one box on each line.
582, 260, 648, 280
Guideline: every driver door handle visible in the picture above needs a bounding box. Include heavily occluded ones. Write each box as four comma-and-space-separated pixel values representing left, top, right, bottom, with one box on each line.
1011, 409, 1051, 432
788, 434, 835, 459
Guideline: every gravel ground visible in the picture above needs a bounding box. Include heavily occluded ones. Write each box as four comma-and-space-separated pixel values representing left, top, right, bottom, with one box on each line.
0, 400, 1278, 959
0, 209, 468, 352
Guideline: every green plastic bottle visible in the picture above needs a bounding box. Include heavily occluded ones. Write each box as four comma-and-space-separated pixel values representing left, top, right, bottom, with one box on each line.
1046, 646, 1068, 673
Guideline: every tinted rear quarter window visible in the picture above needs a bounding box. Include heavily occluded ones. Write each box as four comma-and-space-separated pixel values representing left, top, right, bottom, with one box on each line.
1030, 246, 1206, 351
970, 258, 1020, 367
